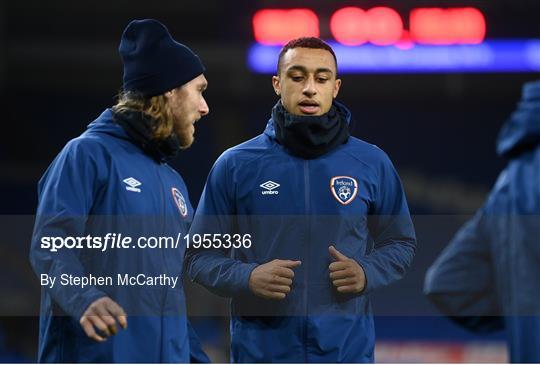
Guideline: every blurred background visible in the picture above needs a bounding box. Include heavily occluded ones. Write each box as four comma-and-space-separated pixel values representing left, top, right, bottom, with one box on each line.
1, 0, 540, 362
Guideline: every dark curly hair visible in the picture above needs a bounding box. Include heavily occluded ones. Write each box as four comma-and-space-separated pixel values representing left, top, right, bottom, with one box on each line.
277, 37, 338, 75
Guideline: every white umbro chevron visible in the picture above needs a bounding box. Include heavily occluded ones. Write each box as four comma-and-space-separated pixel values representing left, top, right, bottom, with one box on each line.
123, 177, 142, 193
260, 180, 280, 195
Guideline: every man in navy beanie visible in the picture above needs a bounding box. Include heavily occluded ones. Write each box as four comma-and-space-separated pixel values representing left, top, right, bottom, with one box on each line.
30, 19, 210, 362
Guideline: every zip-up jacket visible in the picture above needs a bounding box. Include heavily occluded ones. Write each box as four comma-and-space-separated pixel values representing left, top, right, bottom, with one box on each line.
30, 109, 208, 363
424, 80, 540, 363
186, 104, 416, 362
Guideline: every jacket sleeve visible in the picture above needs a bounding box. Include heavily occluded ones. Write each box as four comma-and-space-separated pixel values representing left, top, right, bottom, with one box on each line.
356, 152, 417, 293
29, 138, 107, 320
423, 171, 508, 332
185, 152, 258, 297
187, 320, 211, 363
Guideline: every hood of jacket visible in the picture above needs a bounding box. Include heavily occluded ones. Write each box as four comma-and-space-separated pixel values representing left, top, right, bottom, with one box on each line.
497, 80, 540, 159
86, 108, 131, 140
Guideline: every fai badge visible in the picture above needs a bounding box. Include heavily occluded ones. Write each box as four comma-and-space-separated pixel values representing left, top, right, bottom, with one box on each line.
171, 187, 188, 217
330, 176, 358, 205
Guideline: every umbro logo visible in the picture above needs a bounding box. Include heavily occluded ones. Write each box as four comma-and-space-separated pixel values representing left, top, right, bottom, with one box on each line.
123, 177, 142, 193
260, 180, 280, 195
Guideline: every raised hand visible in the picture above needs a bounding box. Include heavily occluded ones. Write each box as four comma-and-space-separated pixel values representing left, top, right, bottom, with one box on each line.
328, 245, 366, 294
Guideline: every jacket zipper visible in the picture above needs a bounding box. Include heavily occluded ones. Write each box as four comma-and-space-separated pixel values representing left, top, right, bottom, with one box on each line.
303, 159, 310, 363
156, 165, 168, 268
155, 164, 168, 362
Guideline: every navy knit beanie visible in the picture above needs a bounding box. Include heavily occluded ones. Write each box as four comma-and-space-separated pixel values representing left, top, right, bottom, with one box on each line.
119, 19, 205, 97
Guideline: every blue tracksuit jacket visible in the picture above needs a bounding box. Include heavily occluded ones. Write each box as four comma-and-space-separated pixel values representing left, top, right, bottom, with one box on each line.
30, 109, 208, 363
186, 104, 416, 362
424, 80, 540, 363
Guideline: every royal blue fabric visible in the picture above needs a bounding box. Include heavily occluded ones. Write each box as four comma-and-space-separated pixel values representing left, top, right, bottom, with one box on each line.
30, 109, 209, 363
425, 80, 540, 363
186, 103, 416, 362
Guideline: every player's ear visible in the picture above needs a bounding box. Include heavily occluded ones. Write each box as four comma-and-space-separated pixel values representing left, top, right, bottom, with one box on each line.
333, 78, 341, 99
272, 75, 281, 96
164, 89, 174, 100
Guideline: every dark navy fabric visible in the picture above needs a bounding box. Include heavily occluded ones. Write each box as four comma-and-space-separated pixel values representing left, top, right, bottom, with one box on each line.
186, 103, 416, 362
30, 109, 209, 363
425, 80, 540, 363
119, 19, 205, 97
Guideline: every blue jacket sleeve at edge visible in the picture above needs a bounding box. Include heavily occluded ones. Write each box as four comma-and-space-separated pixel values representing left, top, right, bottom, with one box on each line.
29, 139, 107, 321
187, 320, 211, 363
185, 153, 258, 297
423, 171, 507, 332
356, 153, 417, 293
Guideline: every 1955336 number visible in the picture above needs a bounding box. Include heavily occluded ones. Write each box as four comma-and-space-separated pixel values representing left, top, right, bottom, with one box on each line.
185, 233, 252, 249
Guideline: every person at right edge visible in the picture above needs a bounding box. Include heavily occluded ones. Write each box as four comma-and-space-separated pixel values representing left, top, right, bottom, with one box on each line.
425, 80, 540, 363
186, 37, 417, 362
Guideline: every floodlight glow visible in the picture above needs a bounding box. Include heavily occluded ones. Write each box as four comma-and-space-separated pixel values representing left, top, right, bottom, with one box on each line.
247, 40, 540, 73
330, 7, 403, 46
410, 8, 486, 45
252, 6, 487, 47
252, 9, 319, 45
367, 7, 404, 46
330, 7, 370, 46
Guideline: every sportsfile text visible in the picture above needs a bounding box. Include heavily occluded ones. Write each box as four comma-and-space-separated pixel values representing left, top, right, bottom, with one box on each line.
40, 232, 253, 252
40, 233, 183, 252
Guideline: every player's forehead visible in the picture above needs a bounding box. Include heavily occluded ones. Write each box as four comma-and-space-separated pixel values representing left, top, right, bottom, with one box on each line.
185, 74, 208, 89
281, 47, 336, 74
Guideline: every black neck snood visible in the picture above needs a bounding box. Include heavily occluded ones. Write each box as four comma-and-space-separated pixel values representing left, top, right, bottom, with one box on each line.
271, 101, 350, 159
112, 109, 180, 163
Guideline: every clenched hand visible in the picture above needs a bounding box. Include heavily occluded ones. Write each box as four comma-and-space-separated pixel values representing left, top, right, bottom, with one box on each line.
79, 297, 127, 342
249, 259, 301, 300
328, 245, 366, 294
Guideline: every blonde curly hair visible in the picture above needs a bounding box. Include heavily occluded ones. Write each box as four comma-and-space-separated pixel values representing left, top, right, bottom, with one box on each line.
112, 91, 175, 140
